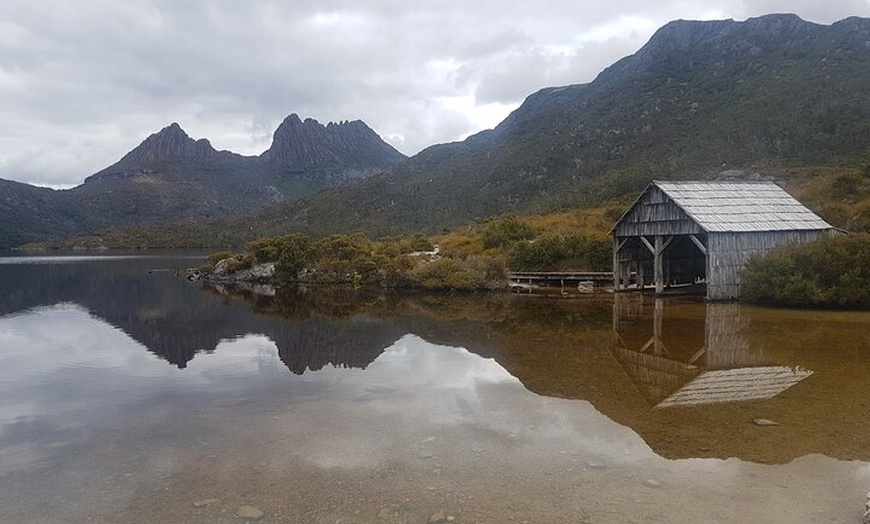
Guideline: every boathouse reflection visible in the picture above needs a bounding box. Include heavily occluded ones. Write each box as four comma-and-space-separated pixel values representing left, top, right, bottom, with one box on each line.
612, 295, 812, 408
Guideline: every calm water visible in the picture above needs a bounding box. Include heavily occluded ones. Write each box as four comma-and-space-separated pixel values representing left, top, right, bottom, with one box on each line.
1, 255, 869, 523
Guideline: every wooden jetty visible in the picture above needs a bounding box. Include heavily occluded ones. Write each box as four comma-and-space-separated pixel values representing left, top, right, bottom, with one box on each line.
508, 271, 613, 293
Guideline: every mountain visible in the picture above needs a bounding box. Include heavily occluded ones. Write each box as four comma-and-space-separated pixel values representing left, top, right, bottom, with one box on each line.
262, 114, 405, 170
242, 14, 870, 238
10, 14, 870, 249
0, 116, 405, 247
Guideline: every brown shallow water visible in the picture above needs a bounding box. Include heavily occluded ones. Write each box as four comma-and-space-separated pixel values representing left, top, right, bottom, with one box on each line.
1, 256, 869, 523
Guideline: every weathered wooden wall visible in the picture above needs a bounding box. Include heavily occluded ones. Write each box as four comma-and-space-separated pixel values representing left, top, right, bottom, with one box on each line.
612, 186, 704, 237
707, 230, 830, 300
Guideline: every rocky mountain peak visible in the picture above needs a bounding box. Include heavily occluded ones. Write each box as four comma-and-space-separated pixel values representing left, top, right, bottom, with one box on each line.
125, 122, 217, 163
82, 123, 221, 184
261, 114, 405, 170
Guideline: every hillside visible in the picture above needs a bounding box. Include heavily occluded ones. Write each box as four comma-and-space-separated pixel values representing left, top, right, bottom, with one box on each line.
14, 14, 870, 249
253, 14, 870, 238
0, 115, 405, 247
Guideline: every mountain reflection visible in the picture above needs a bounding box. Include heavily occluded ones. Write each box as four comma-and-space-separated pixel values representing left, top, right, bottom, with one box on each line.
2, 256, 869, 464
0, 257, 403, 373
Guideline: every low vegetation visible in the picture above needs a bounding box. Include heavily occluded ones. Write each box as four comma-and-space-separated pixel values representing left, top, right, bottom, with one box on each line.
742, 233, 870, 309
202, 210, 615, 291
780, 165, 870, 233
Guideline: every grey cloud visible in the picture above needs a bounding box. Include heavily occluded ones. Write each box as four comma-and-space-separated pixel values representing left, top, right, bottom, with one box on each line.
1, 0, 868, 186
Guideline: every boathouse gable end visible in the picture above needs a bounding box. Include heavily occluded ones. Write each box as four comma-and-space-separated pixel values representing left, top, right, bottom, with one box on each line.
611, 185, 705, 238
611, 181, 834, 300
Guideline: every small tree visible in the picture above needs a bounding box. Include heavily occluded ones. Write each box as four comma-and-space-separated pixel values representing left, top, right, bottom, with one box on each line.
274, 234, 312, 284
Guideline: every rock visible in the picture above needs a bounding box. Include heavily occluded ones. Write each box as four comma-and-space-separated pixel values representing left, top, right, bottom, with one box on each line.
863, 491, 870, 524
236, 505, 265, 520
644, 478, 663, 488
753, 418, 779, 426
428, 512, 447, 523
212, 258, 230, 275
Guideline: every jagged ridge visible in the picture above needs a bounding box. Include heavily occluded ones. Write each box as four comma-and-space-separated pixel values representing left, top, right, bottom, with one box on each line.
262, 114, 406, 170
0, 115, 406, 247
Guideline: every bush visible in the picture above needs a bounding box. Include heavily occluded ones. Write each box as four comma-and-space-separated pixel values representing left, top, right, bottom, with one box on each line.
308, 234, 381, 285
411, 256, 506, 291
831, 173, 864, 201
507, 233, 612, 271
742, 233, 870, 309
202, 231, 511, 291
226, 254, 254, 272
481, 215, 535, 250
274, 234, 312, 284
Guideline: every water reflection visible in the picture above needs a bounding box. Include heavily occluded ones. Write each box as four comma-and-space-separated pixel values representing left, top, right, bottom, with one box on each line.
601, 294, 870, 463
612, 296, 813, 407
2, 256, 870, 523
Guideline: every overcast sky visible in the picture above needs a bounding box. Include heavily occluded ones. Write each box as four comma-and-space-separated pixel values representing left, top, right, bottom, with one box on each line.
2, 1, 868, 188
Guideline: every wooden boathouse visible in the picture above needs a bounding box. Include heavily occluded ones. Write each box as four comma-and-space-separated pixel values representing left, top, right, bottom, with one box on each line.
611, 181, 834, 300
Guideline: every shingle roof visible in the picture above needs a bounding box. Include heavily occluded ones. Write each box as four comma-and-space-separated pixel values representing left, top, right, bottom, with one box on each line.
654, 181, 832, 233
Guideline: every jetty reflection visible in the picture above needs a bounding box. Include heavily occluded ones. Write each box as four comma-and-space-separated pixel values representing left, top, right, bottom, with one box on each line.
612, 296, 813, 408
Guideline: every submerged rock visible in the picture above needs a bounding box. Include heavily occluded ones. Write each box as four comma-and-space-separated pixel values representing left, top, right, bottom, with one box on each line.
236, 505, 265, 520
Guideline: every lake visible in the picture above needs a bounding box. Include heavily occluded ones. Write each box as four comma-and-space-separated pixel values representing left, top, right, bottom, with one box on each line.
1, 255, 869, 523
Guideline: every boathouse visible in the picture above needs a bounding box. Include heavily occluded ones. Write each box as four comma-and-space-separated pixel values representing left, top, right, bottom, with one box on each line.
611, 181, 834, 300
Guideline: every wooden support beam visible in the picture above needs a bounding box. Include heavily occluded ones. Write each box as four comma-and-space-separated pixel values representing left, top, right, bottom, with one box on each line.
637, 259, 645, 291
615, 238, 628, 253
687, 346, 706, 365
640, 236, 655, 254
612, 237, 622, 289
688, 234, 707, 255
654, 235, 664, 294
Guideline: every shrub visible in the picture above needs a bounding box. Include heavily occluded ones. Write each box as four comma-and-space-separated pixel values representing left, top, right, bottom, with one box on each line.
507, 233, 611, 271
274, 234, 312, 284
308, 234, 380, 284
742, 233, 870, 309
481, 215, 535, 250
226, 254, 254, 272
831, 173, 864, 201
411, 256, 506, 291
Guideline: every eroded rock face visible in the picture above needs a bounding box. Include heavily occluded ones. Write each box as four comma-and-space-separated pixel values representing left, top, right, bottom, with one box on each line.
260, 114, 405, 169
121, 122, 218, 163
